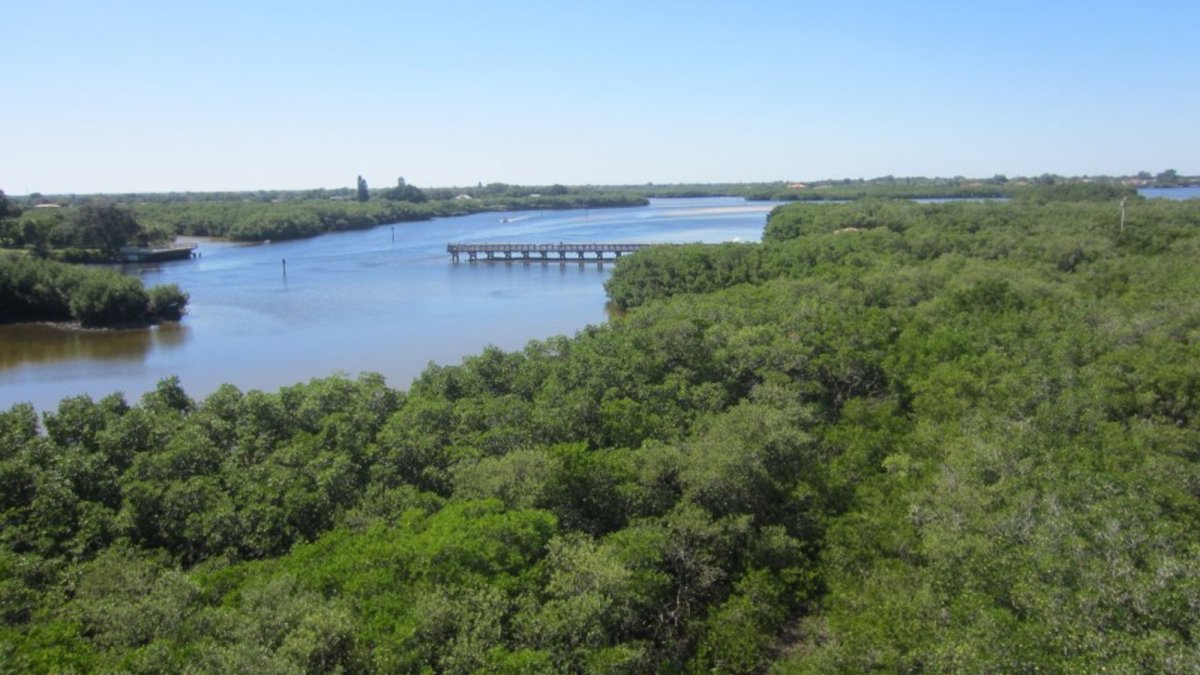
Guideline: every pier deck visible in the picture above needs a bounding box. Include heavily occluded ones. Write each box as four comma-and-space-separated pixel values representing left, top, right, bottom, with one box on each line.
447, 242, 651, 263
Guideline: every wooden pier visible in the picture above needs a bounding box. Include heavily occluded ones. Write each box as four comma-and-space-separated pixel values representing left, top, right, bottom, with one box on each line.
119, 243, 198, 263
447, 242, 651, 263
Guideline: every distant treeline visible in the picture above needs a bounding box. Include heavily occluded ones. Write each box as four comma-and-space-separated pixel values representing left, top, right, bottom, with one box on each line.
12, 182, 645, 209
601, 175, 1156, 202
620, 179, 1012, 201
130, 192, 646, 242
0, 254, 188, 327
10, 170, 1191, 211
3, 187, 647, 245
5, 174, 1177, 248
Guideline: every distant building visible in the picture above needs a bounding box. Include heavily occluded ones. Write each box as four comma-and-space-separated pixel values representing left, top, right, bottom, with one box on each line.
788, 183, 808, 189
33, 203, 62, 208
455, 194, 473, 200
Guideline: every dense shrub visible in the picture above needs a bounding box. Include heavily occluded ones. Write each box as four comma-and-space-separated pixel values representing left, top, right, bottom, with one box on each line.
0, 255, 188, 327
147, 284, 188, 321
4, 198, 1200, 670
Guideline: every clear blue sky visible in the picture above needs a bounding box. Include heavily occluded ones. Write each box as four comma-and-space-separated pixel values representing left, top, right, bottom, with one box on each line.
3, 0, 1197, 194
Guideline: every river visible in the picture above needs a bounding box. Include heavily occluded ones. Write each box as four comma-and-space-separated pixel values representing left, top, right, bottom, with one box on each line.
1139, 186, 1200, 200
0, 198, 776, 413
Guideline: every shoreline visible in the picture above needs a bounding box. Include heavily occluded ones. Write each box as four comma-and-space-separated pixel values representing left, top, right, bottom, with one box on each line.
0, 318, 173, 332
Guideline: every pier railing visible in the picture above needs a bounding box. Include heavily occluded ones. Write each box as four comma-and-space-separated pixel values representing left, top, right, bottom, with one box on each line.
447, 242, 652, 263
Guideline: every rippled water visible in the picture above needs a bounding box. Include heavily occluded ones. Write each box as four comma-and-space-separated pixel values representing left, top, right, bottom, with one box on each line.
0, 198, 775, 412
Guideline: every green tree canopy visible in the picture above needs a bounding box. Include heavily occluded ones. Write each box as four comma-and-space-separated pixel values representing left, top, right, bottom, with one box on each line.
0, 189, 20, 220
383, 177, 428, 203
71, 203, 141, 256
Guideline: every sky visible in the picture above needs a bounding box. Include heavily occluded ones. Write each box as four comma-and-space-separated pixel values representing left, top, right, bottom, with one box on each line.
2, 0, 1198, 194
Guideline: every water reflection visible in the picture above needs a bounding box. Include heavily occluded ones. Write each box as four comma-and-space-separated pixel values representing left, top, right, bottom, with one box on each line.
0, 322, 189, 371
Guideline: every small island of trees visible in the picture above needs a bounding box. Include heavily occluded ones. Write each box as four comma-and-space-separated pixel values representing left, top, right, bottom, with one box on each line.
0, 192, 188, 328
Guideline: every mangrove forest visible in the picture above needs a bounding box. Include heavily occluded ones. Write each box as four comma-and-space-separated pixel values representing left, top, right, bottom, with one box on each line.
2, 190, 1199, 672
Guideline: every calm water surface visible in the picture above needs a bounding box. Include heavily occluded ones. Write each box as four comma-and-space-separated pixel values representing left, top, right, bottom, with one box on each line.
0, 198, 774, 412
1139, 186, 1200, 200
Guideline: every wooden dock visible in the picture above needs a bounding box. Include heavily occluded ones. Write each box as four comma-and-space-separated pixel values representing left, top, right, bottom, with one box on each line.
120, 244, 198, 263
447, 242, 651, 263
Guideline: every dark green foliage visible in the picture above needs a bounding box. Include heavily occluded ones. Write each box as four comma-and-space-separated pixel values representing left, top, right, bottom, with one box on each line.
70, 203, 141, 256
1014, 180, 1139, 203
0, 255, 188, 327
383, 176, 428, 203
123, 190, 645, 242
2, 202, 145, 258
0, 190, 20, 222
4, 187, 648, 248
604, 177, 1015, 201
5, 198, 1200, 670
610, 174, 1175, 203
67, 273, 149, 326
146, 284, 188, 321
